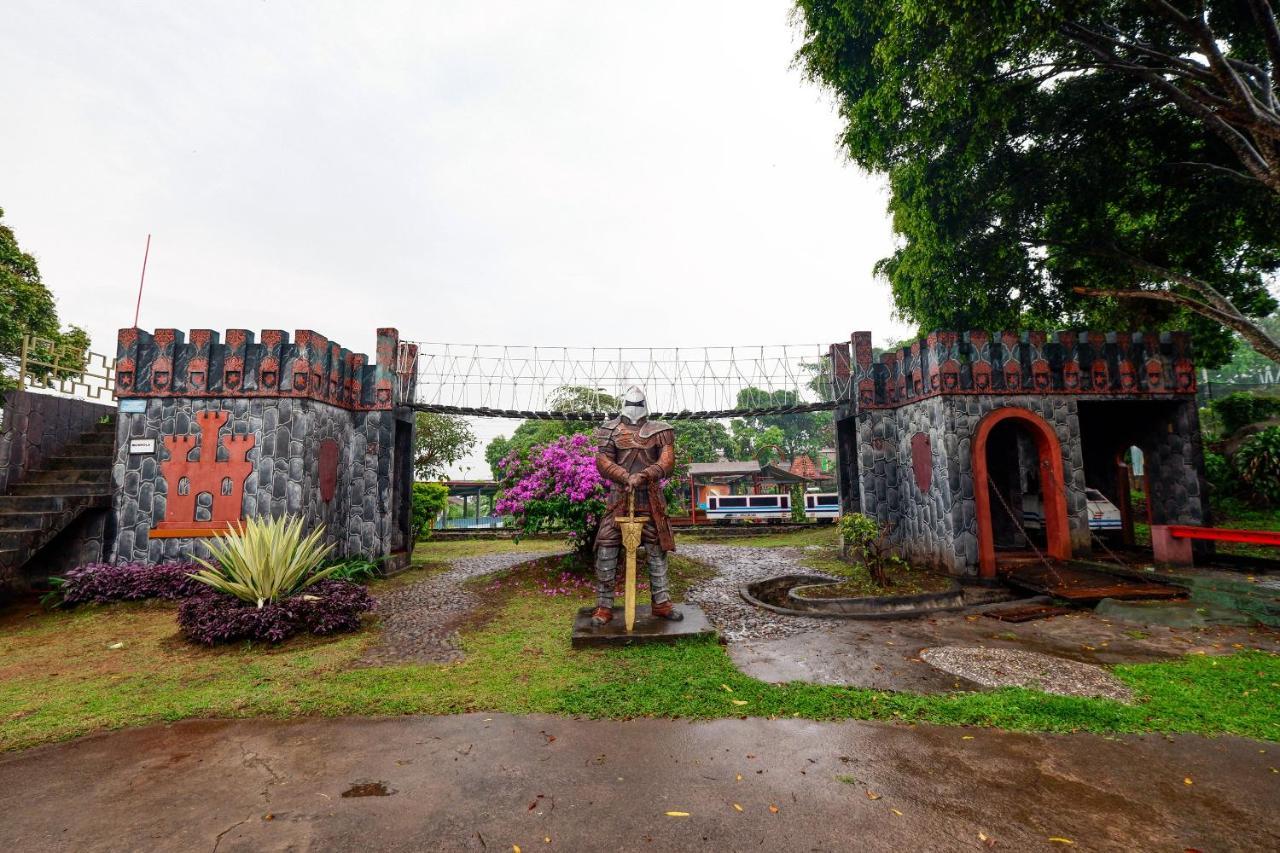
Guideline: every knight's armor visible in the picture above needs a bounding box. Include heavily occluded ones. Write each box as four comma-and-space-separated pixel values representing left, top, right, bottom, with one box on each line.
592, 386, 681, 625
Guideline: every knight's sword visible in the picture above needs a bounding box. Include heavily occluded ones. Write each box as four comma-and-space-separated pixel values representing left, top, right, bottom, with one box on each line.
617, 489, 648, 632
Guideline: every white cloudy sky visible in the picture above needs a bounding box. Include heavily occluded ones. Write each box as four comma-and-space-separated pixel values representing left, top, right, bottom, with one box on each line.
2, 1, 907, 476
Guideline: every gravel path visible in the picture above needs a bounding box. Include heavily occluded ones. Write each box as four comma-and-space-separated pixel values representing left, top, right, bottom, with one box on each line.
920, 646, 1134, 702
358, 550, 563, 666
680, 543, 833, 643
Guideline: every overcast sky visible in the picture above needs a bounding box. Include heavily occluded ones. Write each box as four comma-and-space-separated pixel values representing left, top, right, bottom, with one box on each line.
2, 1, 907, 476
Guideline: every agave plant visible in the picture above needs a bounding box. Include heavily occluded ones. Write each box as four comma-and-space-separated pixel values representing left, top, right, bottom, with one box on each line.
189, 515, 337, 608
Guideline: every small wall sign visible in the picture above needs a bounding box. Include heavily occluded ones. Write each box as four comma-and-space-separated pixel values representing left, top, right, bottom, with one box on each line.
118, 399, 146, 414
129, 438, 156, 454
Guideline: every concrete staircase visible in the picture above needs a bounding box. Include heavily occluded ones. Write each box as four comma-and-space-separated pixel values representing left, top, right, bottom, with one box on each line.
0, 418, 114, 576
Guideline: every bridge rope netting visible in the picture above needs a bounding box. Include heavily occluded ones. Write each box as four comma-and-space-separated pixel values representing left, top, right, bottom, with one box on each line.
401, 341, 851, 420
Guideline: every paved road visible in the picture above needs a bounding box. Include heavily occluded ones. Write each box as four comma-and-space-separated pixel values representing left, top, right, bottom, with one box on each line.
2, 714, 1277, 852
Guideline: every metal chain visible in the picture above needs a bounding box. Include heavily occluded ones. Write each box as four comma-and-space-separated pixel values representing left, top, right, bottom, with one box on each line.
985, 466, 1066, 586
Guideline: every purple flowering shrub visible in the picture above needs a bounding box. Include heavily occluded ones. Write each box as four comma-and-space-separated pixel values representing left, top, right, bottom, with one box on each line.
56, 562, 206, 605
177, 579, 374, 645
494, 433, 607, 555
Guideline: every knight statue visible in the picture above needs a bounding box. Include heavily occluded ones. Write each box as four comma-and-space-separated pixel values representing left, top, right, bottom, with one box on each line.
591, 385, 682, 626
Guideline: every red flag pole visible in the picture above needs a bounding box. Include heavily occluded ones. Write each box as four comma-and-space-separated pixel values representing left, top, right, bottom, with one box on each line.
132, 233, 151, 328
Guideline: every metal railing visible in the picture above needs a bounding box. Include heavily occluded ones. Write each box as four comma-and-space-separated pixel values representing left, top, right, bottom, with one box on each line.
15, 334, 116, 401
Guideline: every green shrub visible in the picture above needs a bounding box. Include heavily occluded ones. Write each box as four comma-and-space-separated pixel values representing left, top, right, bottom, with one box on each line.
1235, 427, 1280, 507
1210, 392, 1280, 435
790, 484, 806, 522
322, 557, 383, 583
412, 482, 450, 537
189, 515, 336, 607
839, 513, 904, 587
1203, 451, 1234, 497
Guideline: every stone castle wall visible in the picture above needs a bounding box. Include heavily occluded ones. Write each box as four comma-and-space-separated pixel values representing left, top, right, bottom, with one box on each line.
107, 326, 415, 565
1, 389, 113, 494
858, 395, 1091, 574
109, 398, 401, 562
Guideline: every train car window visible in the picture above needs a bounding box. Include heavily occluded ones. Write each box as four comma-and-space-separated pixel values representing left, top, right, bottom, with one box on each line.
748, 496, 777, 508
805, 495, 815, 508
708, 497, 719, 509
816, 495, 839, 506
719, 497, 748, 508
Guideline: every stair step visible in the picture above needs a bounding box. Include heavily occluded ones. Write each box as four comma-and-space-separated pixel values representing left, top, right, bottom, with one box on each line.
65, 438, 116, 450
0, 495, 69, 513
0, 529, 40, 551
0, 548, 25, 570
42, 455, 112, 471
23, 468, 111, 485
0, 512, 58, 532
11, 482, 110, 497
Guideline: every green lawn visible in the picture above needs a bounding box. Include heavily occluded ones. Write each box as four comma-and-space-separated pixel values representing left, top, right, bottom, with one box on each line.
1135, 496, 1280, 559
1, 535, 1278, 751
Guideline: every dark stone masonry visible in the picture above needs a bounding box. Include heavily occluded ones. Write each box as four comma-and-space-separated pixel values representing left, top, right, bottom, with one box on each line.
830, 330, 1207, 577
107, 327, 416, 566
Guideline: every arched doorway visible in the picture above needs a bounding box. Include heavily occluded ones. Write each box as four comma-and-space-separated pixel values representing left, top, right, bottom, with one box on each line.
972, 407, 1072, 578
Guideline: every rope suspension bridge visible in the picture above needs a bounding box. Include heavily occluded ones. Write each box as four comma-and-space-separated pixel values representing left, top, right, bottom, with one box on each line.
402, 341, 850, 420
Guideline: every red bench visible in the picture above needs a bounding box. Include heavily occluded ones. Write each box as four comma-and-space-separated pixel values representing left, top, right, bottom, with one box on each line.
1152, 524, 1280, 565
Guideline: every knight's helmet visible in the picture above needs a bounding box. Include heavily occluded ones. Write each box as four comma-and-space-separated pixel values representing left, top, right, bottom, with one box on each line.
620, 385, 649, 424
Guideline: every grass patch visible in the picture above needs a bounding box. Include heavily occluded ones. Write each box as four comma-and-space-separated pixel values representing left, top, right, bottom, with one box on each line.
1, 537, 1278, 751
678, 525, 840, 549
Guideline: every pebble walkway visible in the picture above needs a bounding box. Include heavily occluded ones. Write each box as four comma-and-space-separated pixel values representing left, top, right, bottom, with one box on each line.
680, 543, 833, 643
357, 550, 564, 666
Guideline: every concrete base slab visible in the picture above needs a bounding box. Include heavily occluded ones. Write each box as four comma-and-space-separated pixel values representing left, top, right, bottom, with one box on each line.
2, 714, 1279, 852
728, 608, 1280, 693
571, 604, 716, 648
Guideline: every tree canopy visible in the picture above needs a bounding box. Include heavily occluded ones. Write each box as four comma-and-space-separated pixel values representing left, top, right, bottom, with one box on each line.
0, 207, 87, 390
413, 412, 477, 480
794, 0, 1280, 365
730, 387, 832, 463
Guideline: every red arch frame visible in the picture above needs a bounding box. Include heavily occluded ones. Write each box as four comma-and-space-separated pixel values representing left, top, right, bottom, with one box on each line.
972, 407, 1072, 578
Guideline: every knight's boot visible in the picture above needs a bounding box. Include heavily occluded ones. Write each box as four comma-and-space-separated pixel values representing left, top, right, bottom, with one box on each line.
645, 543, 683, 621
592, 546, 619, 626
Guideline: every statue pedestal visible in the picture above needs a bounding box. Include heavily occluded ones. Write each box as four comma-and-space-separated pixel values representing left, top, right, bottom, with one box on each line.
570, 604, 716, 649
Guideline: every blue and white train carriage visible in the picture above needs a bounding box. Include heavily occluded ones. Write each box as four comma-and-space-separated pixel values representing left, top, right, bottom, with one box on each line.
705, 492, 841, 523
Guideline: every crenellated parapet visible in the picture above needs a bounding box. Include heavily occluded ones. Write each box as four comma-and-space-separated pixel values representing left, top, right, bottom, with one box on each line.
839, 329, 1196, 409
114, 327, 408, 410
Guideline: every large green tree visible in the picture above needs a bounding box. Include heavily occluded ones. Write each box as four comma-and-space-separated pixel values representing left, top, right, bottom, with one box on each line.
730, 387, 832, 462
0, 207, 87, 390
794, 0, 1280, 365
413, 412, 477, 480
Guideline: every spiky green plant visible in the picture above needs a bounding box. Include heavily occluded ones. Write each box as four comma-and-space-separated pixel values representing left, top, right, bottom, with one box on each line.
189, 515, 336, 608
1236, 427, 1280, 507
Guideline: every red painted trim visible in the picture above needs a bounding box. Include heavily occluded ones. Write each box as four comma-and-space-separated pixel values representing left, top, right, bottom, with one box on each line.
972, 407, 1073, 578
1167, 525, 1280, 546
149, 521, 240, 539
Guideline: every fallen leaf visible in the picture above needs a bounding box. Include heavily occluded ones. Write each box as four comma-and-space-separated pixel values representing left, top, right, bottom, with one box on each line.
544, 838, 551, 844
731, 699, 748, 706
513, 846, 521, 853
978, 832, 988, 842
1183, 777, 1193, 785
665, 811, 690, 817
961, 736, 974, 740
735, 774, 743, 781
1047, 838, 1075, 845
721, 684, 734, 693
890, 808, 903, 816
733, 803, 743, 812
865, 791, 881, 800
768, 804, 779, 814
